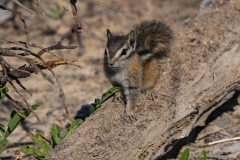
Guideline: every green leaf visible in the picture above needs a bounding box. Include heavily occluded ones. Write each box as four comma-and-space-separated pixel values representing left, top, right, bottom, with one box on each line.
0, 138, 8, 154
199, 150, 207, 160
20, 146, 47, 159
0, 86, 9, 103
89, 104, 95, 115
89, 86, 122, 114
4, 104, 40, 139
135, 149, 142, 160
95, 99, 101, 103
32, 134, 49, 152
180, 148, 189, 160
47, 6, 63, 20
62, 119, 82, 140
0, 124, 5, 136
51, 123, 61, 149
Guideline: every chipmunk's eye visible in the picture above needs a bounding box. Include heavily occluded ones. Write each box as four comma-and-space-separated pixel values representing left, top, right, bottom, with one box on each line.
121, 49, 127, 56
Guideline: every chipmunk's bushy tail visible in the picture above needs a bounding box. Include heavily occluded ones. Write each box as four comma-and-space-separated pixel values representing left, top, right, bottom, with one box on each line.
132, 20, 174, 58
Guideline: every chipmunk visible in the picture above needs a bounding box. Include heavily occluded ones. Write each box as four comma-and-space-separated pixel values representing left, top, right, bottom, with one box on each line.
104, 20, 173, 121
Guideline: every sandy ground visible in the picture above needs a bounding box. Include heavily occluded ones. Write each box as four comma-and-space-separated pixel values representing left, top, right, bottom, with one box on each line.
0, 0, 240, 159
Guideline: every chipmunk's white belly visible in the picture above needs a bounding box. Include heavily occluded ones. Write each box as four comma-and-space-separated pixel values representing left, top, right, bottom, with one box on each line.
110, 69, 129, 88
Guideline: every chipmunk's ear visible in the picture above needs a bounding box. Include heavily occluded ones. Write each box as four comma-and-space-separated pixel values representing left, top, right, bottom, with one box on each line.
126, 30, 134, 41
126, 30, 135, 49
107, 29, 113, 40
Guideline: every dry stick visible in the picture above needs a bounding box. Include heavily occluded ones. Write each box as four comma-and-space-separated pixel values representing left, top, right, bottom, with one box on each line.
33, 44, 82, 69
36, 44, 77, 57
8, 80, 40, 121
197, 123, 237, 140
33, 30, 82, 68
29, 57, 70, 116
33, 50, 71, 115
58, 29, 74, 44
7, 47, 58, 82
6, 94, 21, 110
0, 37, 27, 47
11, 0, 34, 15
0, 5, 32, 45
207, 137, 240, 145
70, 0, 82, 33
37, 50, 71, 116
5, 94, 27, 119
0, 54, 31, 76
15, 79, 33, 96
52, 71, 69, 116
18, 52, 31, 56
0, 37, 82, 69
0, 48, 54, 84
36, 0, 45, 16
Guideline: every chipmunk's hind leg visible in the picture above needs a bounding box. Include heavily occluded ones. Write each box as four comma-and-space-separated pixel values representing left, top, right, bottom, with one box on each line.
142, 58, 159, 100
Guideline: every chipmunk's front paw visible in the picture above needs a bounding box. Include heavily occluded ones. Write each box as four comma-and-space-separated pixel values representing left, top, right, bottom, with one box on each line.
113, 91, 124, 102
144, 89, 158, 100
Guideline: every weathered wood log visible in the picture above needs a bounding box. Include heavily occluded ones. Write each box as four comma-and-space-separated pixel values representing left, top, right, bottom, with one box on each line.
46, 0, 240, 159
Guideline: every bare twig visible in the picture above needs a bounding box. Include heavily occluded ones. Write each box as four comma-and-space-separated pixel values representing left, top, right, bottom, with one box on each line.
0, 5, 32, 44
33, 42, 82, 68
0, 37, 82, 69
5, 94, 21, 110
32, 30, 83, 68
207, 137, 240, 145
15, 79, 33, 96
0, 55, 31, 76
6, 94, 27, 119
0, 48, 54, 84
11, 0, 34, 15
36, 0, 45, 16
8, 80, 40, 121
53, 71, 69, 116
36, 29, 77, 57
70, 0, 82, 33
197, 123, 237, 140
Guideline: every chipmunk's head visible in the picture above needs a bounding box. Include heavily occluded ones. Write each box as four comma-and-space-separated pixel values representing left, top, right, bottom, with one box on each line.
104, 29, 135, 69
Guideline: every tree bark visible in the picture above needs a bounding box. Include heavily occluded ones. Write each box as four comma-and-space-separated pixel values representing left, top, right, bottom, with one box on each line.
46, 0, 240, 159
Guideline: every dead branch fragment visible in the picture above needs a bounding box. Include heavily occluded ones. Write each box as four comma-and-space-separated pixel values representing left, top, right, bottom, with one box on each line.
8, 80, 40, 121
11, 0, 34, 15
36, 0, 45, 16
70, 0, 82, 33
0, 5, 32, 44
37, 59, 78, 70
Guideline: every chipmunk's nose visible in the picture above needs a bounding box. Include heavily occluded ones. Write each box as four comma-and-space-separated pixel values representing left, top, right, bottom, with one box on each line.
108, 63, 114, 67
108, 60, 115, 67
